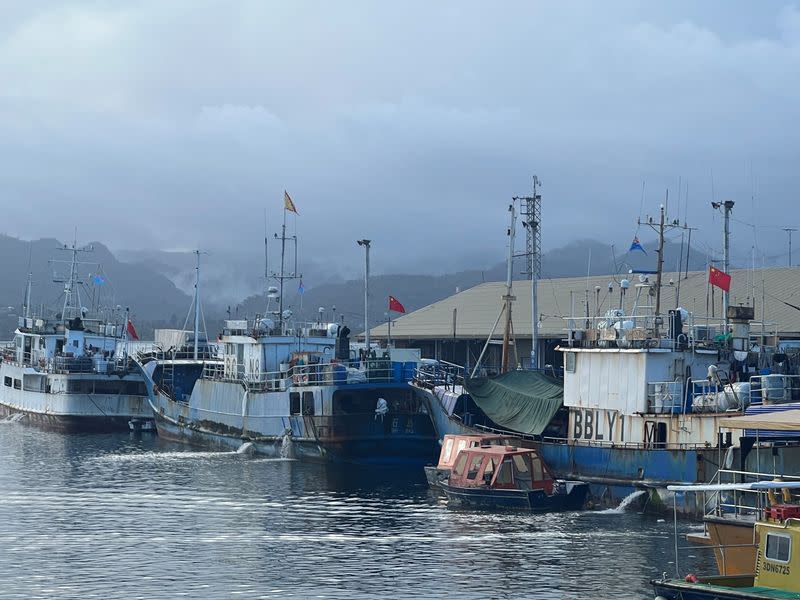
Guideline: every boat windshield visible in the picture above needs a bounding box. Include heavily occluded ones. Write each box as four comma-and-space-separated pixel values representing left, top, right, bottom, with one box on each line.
512, 454, 532, 490
466, 454, 484, 480
452, 453, 469, 477
483, 458, 495, 484
496, 459, 513, 485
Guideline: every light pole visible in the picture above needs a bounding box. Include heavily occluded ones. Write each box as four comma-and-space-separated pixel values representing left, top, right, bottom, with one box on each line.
784, 228, 798, 266
357, 239, 371, 354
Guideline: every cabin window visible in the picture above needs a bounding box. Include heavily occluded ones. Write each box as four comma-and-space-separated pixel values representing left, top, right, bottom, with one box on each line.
512, 454, 529, 473
73, 340, 79, 348
3, 377, 11, 387
289, 392, 301, 416
302, 391, 315, 415
565, 352, 576, 373
13, 379, 22, 390
466, 455, 484, 480
442, 438, 454, 463
531, 456, 544, 481
766, 533, 791, 563
456, 439, 467, 457
452, 453, 469, 477
483, 458, 495, 483
496, 459, 513, 485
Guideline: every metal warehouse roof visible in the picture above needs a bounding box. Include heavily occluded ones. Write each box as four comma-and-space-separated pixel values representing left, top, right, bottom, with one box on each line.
369, 267, 800, 340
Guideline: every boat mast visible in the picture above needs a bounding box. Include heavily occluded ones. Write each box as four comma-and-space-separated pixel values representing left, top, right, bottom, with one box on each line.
24, 272, 32, 320
53, 238, 93, 325
269, 198, 300, 335
357, 239, 371, 352
516, 175, 542, 370
193, 250, 201, 360
654, 202, 666, 336
501, 202, 516, 373
722, 200, 734, 330
279, 207, 287, 334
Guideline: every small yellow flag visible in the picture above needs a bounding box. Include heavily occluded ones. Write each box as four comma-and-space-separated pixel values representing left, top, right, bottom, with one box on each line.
284, 190, 298, 214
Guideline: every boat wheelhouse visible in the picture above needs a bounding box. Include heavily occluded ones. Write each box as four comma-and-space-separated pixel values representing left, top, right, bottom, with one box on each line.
440, 445, 587, 511
424, 433, 527, 488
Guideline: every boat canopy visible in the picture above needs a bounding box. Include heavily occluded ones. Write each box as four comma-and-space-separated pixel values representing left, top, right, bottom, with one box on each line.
719, 409, 800, 431
464, 371, 563, 435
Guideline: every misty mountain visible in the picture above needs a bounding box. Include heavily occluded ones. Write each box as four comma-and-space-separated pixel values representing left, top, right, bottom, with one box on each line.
0, 233, 715, 340
116, 248, 347, 310
0, 235, 190, 339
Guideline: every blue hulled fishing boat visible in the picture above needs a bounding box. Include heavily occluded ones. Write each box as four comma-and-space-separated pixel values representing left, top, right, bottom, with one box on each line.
136, 198, 437, 464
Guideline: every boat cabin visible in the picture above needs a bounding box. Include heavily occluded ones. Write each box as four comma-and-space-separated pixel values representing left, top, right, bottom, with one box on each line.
435, 434, 523, 470
449, 446, 554, 493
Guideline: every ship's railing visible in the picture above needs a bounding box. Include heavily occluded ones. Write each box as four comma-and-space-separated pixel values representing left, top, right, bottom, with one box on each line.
564, 312, 779, 352
201, 358, 408, 391
646, 380, 685, 414
703, 468, 800, 519
538, 435, 724, 451
412, 360, 465, 391
748, 374, 800, 406
4, 350, 133, 375
688, 378, 748, 413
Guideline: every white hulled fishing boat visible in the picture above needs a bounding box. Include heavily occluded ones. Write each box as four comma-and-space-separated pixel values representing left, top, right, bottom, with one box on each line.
0, 241, 151, 432
136, 195, 438, 464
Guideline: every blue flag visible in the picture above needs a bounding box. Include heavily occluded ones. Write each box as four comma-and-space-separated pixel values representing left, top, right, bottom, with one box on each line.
629, 236, 647, 254
93, 274, 106, 285
298, 280, 305, 295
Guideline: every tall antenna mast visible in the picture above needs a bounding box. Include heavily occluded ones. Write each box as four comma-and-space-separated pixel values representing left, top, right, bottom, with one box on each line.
638, 192, 690, 337
270, 193, 300, 335
23, 244, 33, 320
193, 250, 201, 360
516, 174, 542, 369
52, 237, 94, 325
711, 200, 735, 330
501, 202, 517, 373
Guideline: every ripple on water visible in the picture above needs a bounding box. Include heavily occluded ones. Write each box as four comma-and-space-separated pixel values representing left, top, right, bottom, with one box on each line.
0, 425, 704, 599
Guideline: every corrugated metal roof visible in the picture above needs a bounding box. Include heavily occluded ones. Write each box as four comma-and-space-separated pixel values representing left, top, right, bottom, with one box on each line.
371, 267, 800, 340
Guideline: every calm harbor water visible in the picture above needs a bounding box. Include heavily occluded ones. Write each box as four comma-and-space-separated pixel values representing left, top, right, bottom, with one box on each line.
0, 420, 709, 599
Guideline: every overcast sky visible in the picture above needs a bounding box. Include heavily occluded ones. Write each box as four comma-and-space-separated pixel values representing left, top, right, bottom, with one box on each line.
2, 1, 799, 280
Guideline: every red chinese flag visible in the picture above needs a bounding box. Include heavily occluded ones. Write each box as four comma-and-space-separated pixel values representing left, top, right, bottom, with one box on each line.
709, 267, 731, 292
126, 319, 140, 341
388, 295, 406, 313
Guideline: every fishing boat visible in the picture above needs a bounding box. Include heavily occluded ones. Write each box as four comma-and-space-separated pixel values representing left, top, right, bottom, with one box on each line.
651, 480, 800, 599
684, 410, 800, 576
414, 198, 800, 515
136, 200, 438, 464
0, 241, 151, 432
424, 433, 527, 488
440, 444, 587, 511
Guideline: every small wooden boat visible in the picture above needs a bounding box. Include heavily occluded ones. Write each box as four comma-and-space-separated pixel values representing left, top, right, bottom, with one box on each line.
440, 445, 588, 511
424, 433, 526, 488
652, 481, 800, 599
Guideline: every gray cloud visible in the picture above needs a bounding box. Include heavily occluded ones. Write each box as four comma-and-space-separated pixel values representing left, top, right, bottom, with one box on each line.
1, 1, 799, 291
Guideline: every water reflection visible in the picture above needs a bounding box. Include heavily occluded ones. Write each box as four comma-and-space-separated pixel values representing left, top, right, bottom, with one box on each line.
0, 422, 703, 599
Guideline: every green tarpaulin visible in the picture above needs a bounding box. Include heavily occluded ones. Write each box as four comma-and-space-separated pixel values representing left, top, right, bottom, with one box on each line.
464, 370, 563, 435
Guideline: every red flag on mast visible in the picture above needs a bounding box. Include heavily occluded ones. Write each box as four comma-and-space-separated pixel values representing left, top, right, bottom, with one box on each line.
709, 266, 731, 292
388, 296, 406, 313
126, 319, 140, 341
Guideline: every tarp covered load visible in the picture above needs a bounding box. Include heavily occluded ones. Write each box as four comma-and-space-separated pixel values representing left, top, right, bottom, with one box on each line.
464, 370, 563, 435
